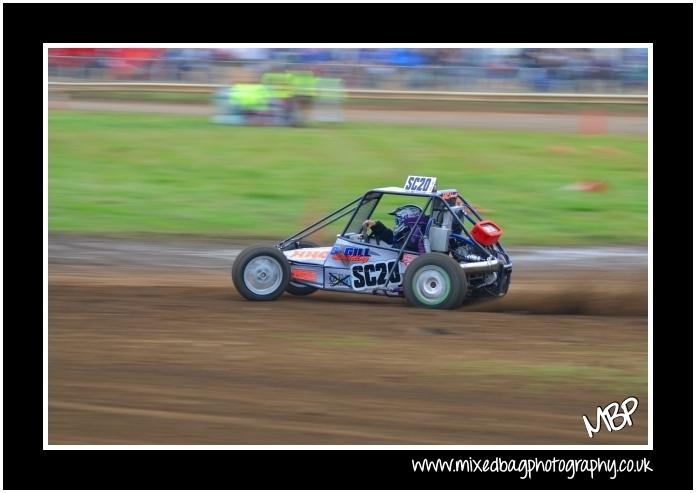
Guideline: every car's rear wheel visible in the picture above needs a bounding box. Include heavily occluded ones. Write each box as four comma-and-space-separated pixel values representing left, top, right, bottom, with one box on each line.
404, 253, 467, 309
282, 240, 320, 296
232, 245, 290, 301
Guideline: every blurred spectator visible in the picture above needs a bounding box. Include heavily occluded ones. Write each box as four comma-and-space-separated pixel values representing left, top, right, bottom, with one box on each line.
212, 68, 328, 127
288, 70, 318, 126
48, 47, 648, 94
262, 70, 294, 124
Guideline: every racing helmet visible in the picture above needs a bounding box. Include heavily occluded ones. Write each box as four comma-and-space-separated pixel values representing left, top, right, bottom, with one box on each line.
389, 204, 424, 240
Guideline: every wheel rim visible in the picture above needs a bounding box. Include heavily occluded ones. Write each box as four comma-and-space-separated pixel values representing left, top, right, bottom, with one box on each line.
412, 266, 450, 305
243, 256, 283, 295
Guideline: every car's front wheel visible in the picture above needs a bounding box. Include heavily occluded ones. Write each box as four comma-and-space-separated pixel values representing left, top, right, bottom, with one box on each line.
232, 245, 290, 301
404, 253, 467, 309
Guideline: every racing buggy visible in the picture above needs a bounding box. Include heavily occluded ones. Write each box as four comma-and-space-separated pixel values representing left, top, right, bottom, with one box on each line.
232, 176, 512, 309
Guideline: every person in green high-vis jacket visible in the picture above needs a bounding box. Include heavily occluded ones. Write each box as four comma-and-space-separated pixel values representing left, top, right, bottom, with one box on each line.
261, 72, 292, 100
230, 83, 271, 124
261, 71, 294, 125
234, 83, 270, 112
287, 70, 317, 127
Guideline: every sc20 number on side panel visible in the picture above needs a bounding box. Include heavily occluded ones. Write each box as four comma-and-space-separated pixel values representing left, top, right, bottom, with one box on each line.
351, 261, 401, 289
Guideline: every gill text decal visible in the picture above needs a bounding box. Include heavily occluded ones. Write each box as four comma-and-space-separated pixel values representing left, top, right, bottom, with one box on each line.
331, 246, 371, 263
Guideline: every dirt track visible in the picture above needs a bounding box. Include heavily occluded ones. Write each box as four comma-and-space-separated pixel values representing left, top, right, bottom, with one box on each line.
48, 238, 648, 445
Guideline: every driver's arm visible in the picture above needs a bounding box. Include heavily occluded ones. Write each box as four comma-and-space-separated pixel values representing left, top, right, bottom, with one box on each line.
363, 219, 393, 243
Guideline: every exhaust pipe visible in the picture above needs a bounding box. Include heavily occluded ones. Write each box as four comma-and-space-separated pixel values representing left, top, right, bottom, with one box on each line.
459, 258, 500, 273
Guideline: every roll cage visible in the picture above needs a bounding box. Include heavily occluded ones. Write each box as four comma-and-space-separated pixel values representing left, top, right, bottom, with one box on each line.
276, 186, 510, 270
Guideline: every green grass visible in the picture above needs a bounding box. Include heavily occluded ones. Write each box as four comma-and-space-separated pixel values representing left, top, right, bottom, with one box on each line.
48, 111, 648, 245
439, 360, 647, 395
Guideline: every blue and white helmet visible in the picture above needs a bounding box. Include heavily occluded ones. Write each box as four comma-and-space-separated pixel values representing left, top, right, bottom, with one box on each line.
389, 204, 423, 240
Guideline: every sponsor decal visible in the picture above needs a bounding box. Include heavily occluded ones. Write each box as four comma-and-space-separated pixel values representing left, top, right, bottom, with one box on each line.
401, 253, 418, 267
286, 249, 328, 260
291, 268, 317, 282
351, 261, 401, 289
328, 272, 352, 288
330, 246, 371, 263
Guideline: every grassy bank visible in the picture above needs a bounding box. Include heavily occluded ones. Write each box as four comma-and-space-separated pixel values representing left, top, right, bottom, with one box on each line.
48, 111, 648, 245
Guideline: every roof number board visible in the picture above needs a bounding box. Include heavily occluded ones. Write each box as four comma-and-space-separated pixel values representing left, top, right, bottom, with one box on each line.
404, 176, 437, 193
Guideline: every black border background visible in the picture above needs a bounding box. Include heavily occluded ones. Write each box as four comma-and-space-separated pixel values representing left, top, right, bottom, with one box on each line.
3, 2, 692, 489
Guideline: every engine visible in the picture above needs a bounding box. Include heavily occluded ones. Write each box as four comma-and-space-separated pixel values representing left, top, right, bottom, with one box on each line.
451, 242, 484, 263
451, 240, 498, 290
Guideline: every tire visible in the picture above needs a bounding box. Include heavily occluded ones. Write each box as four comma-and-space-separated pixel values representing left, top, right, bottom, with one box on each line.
231, 245, 290, 301
404, 253, 467, 309
282, 241, 320, 296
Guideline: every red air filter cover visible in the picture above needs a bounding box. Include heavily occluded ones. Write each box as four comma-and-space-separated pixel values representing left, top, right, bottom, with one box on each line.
471, 220, 503, 246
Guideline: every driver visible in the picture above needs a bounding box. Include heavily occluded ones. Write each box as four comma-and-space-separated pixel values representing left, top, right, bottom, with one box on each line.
362, 205, 427, 251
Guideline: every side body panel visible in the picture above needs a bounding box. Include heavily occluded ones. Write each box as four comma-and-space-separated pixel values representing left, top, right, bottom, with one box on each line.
283, 247, 330, 288
324, 237, 406, 293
